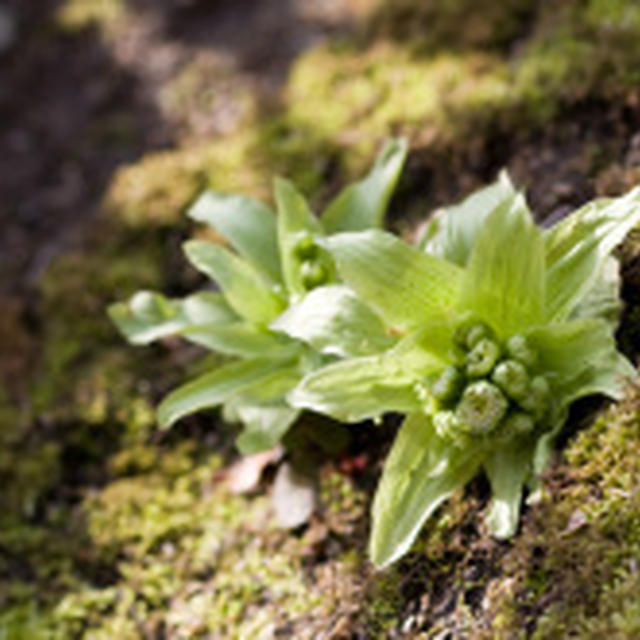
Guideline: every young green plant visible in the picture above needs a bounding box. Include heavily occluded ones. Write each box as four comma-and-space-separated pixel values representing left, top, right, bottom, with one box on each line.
289, 172, 640, 567
109, 138, 407, 454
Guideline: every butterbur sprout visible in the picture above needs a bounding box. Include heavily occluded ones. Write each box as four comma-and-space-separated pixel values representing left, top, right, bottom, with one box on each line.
109, 138, 409, 454
291, 170, 640, 567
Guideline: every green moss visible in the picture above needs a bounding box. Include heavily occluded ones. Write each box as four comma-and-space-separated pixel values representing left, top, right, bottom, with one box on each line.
160, 54, 259, 140
286, 0, 640, 156
287, 42, 510, 150
12, 453, 367, 639
54, 0, 125, 34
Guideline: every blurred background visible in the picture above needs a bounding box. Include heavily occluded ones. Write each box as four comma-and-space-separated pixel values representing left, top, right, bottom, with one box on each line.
2, 0, 640, 637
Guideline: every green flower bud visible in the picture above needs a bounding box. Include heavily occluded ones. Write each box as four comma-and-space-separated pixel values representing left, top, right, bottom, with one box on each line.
293, 231, 318, 260
501, 410, 535, 436
453, 319, 493, 351
431, 366, 465, 406
300, 260, 328, 289
433, 410, 461, 440
466, 323, 494, 350
455, 381, 508, 434
519, 375, 551, 419
491, 359, 530, 400
506, 334, 537, 368
465, 338, 501, 378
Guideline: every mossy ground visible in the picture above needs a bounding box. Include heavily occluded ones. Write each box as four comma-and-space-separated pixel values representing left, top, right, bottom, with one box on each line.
3, 0, 640, 637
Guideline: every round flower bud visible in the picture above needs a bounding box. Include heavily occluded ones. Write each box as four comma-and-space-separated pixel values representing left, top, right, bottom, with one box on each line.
431, 366, 465, 407
466, 323, 494, 350
519, 375, 551, 419
433, 410, 461, 440
453, 319, 493, 351
300, 260, 328, 289
491, 359, 530, 400
502, 410, 535, 436
293, 231, 318, 260
455, 380, 508, 434
465, 338, 501, 378
506, 334, 537, 368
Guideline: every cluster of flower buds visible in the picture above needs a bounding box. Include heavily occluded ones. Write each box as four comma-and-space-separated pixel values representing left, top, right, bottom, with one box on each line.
293, 232, 333, 290
430, 321, 551, 443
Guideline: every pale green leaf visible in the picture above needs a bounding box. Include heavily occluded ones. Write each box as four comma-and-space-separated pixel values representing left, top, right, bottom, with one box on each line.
370, 413, 483, 568
483, 437, 535, 539
270, 285, 394, 357
108, 290, 236, 345
234, 403, 300, 455
274, 177, 324, 297
288, 356, 421, 422
458, 194, 545, 338
321, 138, 408, 233
234, 360, 306, 404
179, 323, 296, 357
544, 187, 640, 321
183, 240, 285, 323
157, 357, 296, 428
188, 190, 281, 283
532, 407, 568, 477
181, 292, 238, 324
525, 318, 637, 407
289, 320, 453, 422
321, 230, 464, 332
423, 170, 517, 266
569, 255, 621, 327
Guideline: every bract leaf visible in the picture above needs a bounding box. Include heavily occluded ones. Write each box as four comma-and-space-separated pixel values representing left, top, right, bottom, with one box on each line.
270, 284, 394, 358
544, 187, 640, 321
234, 403, 300, 455
108, 291, 236, 345
234, 360, 306, 404
188, 190, 282, 283
370, 413, 483, 568
288, 356, 421, 422
525, 318, 637, 406
289, 320, 453, 422
458, 194, 545, 338
183, 240, 285, 323
157, 357, 296, 428
274, 177, 324, 298
321, 230, 464, 332
569, 255, 621, 327
483, 437, 534, 539
181, 292, 238, 324
321, 138, 408, 233
179, 323, 296, 357
423, 170, 517, 266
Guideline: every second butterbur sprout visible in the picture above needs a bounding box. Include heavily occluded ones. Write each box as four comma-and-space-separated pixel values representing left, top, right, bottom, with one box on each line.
430, 322, 550, 440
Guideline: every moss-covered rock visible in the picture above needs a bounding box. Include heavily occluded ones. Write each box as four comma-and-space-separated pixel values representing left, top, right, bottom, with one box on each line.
5, 0, 640, 636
